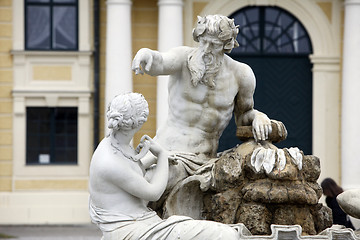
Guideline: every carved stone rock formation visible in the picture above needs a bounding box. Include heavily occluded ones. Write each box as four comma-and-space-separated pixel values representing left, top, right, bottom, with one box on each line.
201, 140, 332, 235
158, 121, 333, 236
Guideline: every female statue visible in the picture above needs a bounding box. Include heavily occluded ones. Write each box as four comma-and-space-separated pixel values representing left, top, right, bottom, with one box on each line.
89, 92, 242, 239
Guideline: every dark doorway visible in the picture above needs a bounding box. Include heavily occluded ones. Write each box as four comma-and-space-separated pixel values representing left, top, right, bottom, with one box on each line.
218, 6, 313, 155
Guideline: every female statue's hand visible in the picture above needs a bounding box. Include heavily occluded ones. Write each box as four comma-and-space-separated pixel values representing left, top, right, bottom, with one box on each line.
138, 135, 167, 158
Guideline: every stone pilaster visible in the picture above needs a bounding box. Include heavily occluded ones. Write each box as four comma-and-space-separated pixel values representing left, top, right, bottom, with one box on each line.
156, 0, 184, 128
105, 0, 133, 133
341, 0, 360, 189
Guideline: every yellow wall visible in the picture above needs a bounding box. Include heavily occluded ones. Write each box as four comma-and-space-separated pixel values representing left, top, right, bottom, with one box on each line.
316, 1, 332, 23
132, 0, 158, 144
0, 0, 13, 192
32, 65, 72, 81
14, 179, 88, 191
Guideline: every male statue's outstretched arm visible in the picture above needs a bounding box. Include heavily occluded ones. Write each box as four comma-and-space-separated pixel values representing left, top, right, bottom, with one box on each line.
132, 47, 186, 76
234, 63, 272, 142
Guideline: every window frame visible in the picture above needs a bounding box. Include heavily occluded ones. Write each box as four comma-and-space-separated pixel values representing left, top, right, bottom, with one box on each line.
12, 93, 92, 178
24, 0, 79, 51
229, 6, 312, 56
26, 107, 78, 165
12, 1, 92, 178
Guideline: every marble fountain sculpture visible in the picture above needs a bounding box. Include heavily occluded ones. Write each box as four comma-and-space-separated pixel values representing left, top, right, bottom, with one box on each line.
338, 189, 360, 220
89, 15, 359, 239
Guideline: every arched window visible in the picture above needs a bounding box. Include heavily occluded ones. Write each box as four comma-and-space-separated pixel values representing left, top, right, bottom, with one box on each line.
231, 6, 312, 55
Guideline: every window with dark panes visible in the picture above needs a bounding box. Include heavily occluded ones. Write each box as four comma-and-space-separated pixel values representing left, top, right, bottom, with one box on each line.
25, 0, 78, 50
230, 7, 312, 55
26, 107, 78, 165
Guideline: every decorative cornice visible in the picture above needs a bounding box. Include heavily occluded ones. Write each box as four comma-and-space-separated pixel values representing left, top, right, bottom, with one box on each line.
11, 50, 93, 57
309, 55, 340, 64
12, 90, 92, 96
310, 55, 341, 72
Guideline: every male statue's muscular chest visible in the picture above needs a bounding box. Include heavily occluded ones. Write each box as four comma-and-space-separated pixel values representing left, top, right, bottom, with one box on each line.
180, 68, 239, 111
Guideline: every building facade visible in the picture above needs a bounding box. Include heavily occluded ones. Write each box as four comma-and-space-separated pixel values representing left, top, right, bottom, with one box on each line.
0, 0, 359, 224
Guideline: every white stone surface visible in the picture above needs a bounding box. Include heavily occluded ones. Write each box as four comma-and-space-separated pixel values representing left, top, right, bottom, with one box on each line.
88, 93, 360, 239
105, 0, 133, 135
133, 15, 272, 159
89, 93, 244, 239
249, 146, 303, 174
337, 189, 360, 219
287, 147, 303, 170
341, 0, 360, 190
277, 149, 286, 171
251, 148, 276, 174
156, 0, 184, 129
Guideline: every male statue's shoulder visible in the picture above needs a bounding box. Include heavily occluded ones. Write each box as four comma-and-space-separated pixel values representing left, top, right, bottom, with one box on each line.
175, 45, 194, 51
225, 56, 253, 73
225, 54, 246, 66
164, 46, 196, 65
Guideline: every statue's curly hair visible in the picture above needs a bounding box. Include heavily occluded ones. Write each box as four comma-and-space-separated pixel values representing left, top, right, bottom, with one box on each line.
192, 15, 239, 53
106, 92, 149, 131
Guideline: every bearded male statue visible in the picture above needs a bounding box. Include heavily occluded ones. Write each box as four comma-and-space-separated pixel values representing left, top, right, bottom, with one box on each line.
132, 15, 273, 202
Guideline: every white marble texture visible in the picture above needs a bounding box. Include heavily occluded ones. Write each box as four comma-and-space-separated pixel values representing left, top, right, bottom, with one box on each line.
337, 189, 360, 219
132, 15, 272, 160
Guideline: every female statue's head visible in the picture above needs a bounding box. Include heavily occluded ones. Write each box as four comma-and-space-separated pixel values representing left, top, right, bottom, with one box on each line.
106, 92, 149, 132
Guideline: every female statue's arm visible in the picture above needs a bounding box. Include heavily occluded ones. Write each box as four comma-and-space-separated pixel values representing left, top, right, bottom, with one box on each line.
106, 136, 169, 202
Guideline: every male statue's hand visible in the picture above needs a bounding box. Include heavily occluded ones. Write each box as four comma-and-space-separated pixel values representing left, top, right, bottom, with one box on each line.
132, 48, 154, 75
252, 112, 272, 142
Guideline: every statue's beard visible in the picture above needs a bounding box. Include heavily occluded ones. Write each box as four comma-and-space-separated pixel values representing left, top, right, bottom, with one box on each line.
187, 48, 223, 89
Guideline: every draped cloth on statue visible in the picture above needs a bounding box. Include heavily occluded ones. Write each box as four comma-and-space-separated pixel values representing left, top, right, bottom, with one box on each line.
89, 200, 241, 240
171, 153, 209, 175
166, 153, 218, 191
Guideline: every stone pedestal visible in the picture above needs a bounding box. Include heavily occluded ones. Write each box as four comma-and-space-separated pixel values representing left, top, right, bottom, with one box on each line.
201, 139, 331, 235
156, 121, 334, 236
